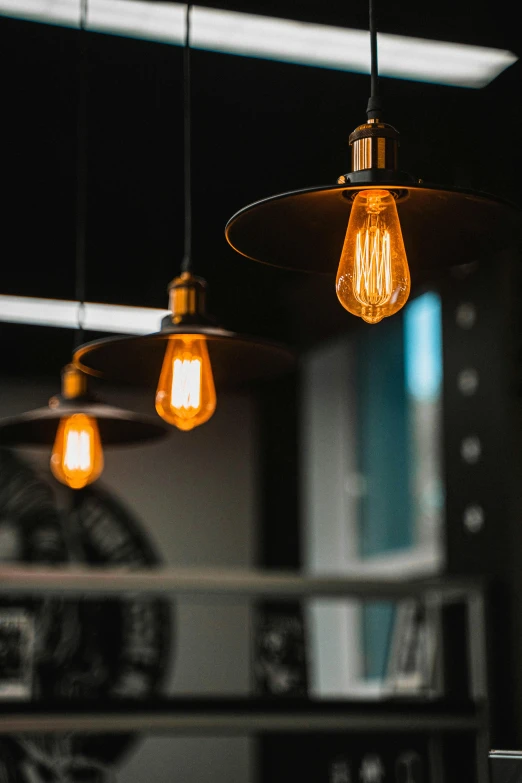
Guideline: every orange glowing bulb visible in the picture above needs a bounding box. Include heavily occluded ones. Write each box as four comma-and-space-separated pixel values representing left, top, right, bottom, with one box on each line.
155, 335, 217, 431
50, 413, 104, 489
336, 189, 411, 324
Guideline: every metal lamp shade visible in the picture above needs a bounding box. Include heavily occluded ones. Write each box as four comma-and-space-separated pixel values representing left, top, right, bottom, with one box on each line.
73, 325, 296, 387
225, 182, 521, 275
0, 401, 168, 446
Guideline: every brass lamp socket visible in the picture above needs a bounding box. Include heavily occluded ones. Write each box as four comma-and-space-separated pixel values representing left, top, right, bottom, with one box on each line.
60, 364, 88, 400
48, 364, 92, 410
165, 271, 209, 326
348, 120, 399, 173
338, 119, 418, 188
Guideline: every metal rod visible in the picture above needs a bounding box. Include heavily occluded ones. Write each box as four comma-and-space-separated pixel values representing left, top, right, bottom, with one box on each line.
74, 0, 89, 347
0, 707, 484, 735
181, 4, 192, 273
366, 0, 382, 119
467, 590, 491, 783
0, 565, 482, 599
369, 0, 378, 99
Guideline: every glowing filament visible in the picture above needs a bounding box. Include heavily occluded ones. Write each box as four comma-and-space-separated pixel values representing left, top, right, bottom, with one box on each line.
335, 189, 411, 324
64, 429, 91, 471
156, 335, 217, 431
171, 357, 202, 410
353, 227, 392, 307
50, 413, 104, 489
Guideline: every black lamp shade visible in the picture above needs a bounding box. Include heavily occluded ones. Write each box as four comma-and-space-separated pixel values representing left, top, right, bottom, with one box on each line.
0, 402, 168, 446
73, 325, 296, 388
225, 182, 521, 275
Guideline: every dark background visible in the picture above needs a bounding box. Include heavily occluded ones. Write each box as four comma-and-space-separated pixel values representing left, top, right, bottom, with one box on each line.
0, 0, 521, 376
2, 0, 522, 766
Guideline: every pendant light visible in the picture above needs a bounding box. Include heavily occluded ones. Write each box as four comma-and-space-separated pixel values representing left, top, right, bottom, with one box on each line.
225, 0, 520, 325
0, 0, 168, 489
73, 4, 295, 430
0, 364, 167, 489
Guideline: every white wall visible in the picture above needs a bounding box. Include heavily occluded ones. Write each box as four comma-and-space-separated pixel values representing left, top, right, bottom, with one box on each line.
300, 336, 364, 697
301, 320, 445, 701
0, 376, 257, 783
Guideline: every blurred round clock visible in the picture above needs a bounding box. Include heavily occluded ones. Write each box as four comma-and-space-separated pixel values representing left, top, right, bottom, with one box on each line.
0, 448, 172, 780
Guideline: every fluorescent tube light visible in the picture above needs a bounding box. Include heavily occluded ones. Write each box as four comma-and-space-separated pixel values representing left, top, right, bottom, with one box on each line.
89, 0, 185, 44
191, 6, 517, 88
0, 0, 517, 88
0, 0, 78, 26
0, 295, 169, 335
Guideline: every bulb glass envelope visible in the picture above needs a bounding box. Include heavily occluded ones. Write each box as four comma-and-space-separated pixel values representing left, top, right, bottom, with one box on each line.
73, 324, 296, 387
225, 181, 521, 276
0, 397, 168, 446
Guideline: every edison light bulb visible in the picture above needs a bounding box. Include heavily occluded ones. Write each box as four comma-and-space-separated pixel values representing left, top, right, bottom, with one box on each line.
336, 189, 411, 324
155, 335, 216, 431
50, 413, 104, 489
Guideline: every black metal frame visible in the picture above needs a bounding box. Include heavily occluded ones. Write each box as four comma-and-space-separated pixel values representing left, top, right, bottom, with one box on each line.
440, 245, 522, 753
0, 564, 490, 780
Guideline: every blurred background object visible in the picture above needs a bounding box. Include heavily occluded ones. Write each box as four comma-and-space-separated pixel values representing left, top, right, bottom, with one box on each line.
0, 0, 521, 780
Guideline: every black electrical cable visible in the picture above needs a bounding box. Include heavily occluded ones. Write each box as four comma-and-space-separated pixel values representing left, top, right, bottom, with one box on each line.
366, 0, 383, 120
74, 0, 89, 348
180, 4, 193, 273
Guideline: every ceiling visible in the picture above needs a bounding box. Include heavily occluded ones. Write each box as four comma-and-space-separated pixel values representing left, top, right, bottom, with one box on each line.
0, 0, 521, 380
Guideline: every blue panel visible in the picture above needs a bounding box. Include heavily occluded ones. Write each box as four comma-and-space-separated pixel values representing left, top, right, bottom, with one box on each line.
357, 314, 412, 558
363, 602, 396, 680
358, 291, 443, 681
404, 292, 443, 402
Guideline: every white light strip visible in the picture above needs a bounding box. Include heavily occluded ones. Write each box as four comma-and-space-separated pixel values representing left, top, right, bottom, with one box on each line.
191, 7, 516, 88
0, 0, 78, 26
89, 0, 185, 44
0, 294, 169, 335
0, 0, 517, 88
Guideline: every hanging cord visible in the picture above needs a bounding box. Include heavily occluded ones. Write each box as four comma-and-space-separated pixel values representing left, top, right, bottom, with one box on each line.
180, 4, 193, 273
366, 0, 383, 120
74, 0, 89, 348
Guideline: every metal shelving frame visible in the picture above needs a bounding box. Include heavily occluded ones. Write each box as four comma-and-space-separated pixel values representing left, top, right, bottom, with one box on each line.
0, 566, 490, 781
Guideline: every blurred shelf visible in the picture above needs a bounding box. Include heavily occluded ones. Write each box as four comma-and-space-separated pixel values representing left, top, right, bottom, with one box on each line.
0, 698, 487, 734
0, 565, 483, 599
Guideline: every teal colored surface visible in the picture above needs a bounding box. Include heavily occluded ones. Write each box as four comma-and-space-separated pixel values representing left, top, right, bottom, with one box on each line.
357, 313, 411, 679
404, 292, 443, 402
363, 602, 396, 680
358, 292, 442, 679
357, 313, 412, 558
